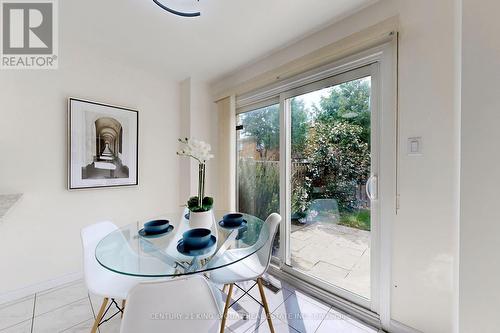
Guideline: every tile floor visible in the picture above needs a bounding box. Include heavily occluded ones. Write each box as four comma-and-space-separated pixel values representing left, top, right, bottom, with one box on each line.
0, 276, 379, 333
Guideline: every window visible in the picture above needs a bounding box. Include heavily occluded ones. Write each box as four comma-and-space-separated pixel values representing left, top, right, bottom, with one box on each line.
287, 76, 372, 300
236, 104, 280, 255
233, 42, 396, 321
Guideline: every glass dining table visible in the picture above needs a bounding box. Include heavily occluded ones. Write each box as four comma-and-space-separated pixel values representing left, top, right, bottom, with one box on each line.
95, 210, 269, 277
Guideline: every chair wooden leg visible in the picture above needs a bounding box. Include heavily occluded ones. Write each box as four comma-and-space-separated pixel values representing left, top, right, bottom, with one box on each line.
220, 283, 233, 333
257, 278, 274, 333
121, 299, 126, 318
222, 284, 228, 293
91, 297, 109, 333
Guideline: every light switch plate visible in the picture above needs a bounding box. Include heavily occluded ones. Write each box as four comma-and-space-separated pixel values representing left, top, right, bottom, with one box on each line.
407, 137, 422, 156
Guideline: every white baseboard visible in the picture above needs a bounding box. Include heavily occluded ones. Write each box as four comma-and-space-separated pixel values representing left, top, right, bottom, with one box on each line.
389, 319, 422, 333
0, 271, 83, 305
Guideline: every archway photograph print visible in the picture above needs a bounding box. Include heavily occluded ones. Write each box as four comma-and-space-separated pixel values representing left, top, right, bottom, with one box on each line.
68, 98, 138, 189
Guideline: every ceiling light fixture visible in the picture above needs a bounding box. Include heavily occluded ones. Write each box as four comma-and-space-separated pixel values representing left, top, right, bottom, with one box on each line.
153, 0, 201, 17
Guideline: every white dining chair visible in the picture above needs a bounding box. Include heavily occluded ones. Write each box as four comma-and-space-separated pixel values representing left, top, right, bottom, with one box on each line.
209, 213, 281, 333
120, 275, 223, 333
81, 221, 146, 333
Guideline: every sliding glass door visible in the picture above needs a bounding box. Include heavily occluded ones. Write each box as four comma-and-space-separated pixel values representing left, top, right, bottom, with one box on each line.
236, 103, 281, 255
282, 69, 376, 306
237, 64, 380, 310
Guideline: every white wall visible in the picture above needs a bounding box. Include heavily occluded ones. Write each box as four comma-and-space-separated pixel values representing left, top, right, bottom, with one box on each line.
0, 37, 180, 293
178, 78, 218, 206
179, 78, 193, 204
211, 0, 460, 332
459, 0, 500, 331
190, 79, 219, 202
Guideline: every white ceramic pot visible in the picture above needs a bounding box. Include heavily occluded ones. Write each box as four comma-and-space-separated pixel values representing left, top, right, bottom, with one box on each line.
189, 209, 214, 229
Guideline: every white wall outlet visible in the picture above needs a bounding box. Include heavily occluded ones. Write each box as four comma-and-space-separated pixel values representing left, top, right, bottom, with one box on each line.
407, 137, 422, 156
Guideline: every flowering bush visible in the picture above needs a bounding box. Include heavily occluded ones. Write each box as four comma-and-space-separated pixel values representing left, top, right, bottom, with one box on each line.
291, 170, 311, 219
305, 122, 370, 212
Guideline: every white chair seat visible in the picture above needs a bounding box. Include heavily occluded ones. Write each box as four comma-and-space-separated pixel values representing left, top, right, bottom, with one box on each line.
209, 251, 265, 284
82, 221, 149, 299
81, 221, 155, 333
121, 275, 222, 333
208, 279, 225, 315
86, 268, 145, 300
210, 213, 282, 333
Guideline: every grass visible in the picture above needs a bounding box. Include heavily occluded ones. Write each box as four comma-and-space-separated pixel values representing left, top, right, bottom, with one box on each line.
339, 209, 371, 231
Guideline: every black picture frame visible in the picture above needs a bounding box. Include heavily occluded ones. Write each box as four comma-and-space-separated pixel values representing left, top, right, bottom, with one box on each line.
68, 98, 139, 190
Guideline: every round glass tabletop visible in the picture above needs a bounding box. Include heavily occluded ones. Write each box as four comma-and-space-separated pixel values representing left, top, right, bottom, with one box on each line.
95, 210, 269, 277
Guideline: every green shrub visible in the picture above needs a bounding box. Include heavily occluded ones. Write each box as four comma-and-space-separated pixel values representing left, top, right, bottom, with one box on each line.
238, 160, 280, 221
305, 121, 370, 213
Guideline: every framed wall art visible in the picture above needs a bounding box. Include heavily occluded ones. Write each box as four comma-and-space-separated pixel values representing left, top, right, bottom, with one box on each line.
68, 98, 138, 189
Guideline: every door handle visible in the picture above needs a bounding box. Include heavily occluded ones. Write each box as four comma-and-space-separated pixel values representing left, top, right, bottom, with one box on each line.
366, 175, 378, 201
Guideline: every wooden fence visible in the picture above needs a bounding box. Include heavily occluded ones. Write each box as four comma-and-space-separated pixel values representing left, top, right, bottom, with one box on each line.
238, 159, 369, 205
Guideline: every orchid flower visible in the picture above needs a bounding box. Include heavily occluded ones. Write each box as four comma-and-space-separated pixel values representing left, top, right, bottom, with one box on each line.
177, 138, 214, 164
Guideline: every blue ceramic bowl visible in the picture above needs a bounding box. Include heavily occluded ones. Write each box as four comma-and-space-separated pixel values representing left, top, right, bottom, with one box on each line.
144, 220, 170, 234
182, 228, 212, 249
223, 213, 244, 227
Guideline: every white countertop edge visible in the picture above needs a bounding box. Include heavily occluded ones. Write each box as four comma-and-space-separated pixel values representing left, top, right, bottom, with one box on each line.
0, 193, 23, 222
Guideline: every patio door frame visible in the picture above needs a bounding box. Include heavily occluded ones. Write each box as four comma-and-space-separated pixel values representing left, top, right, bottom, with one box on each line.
278, 64, 379, 311
235, 40, 396, 329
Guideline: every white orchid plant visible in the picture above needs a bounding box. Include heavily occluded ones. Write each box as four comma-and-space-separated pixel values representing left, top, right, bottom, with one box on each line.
177, 138, 214, 212
177, 138, 214, 164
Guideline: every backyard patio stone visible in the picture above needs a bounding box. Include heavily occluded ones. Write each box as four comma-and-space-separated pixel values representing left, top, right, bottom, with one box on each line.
290, 222, 370, 299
